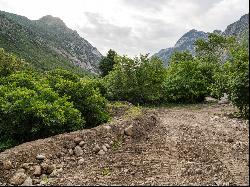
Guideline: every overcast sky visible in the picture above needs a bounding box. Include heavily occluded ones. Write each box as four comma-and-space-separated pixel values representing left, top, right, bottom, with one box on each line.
0, 0, 249, 56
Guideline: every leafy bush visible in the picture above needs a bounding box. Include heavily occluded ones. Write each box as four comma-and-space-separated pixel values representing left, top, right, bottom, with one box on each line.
0, 48, 27, 77
169, 50, 194, 65
195, 33, 234, 64
0, 73, 84, 151
163, 59, 209, 103
46, 70, 110, 127
104, 55, 166, 104
194, 33, 235, 96
99, 49, 117, 77
210, 41, 249, 118
228, 65, 249, 118
209, 62, 231, 99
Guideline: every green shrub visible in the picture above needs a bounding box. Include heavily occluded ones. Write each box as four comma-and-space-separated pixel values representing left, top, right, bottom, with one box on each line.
169, 50, 194, 65
46, 70, 110, 127
104, 55, 166, 104
99, 49, 117, 77
209, 62, 231, 99
0, 48, 27, 77
210, 42, 249, 118
228, 65, 249, 118
227, 44, 249, 118
0, 74, 84, 150
195, 33, 235, 64
163, 60, 209, 103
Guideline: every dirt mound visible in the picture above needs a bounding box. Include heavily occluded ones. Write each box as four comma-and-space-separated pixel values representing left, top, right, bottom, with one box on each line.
0, 110, 157, 186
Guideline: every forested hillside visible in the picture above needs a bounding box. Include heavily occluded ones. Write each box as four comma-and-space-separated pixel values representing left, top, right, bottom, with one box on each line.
0, 11, 102, 75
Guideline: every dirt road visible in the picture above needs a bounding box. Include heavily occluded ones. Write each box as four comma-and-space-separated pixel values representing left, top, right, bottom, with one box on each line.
0, 103, 249, 186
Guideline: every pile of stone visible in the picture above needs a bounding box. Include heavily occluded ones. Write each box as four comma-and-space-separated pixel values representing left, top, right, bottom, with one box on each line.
6, 154, 62, 186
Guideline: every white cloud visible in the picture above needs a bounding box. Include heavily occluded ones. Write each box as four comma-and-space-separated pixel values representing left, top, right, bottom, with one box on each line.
0, 0, 249, 56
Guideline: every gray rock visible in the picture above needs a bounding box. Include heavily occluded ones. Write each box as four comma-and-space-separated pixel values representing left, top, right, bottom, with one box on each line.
79, 141, 85, 147
68, 149, 74, 156
93, 145, 101, 153
218, 93, 229, 104
3, 160, 12, 170
21, 163, 30, 170
104, 143, 110, 149
33, 165, 42, 177
205, 97, 217, 103
36, 154, 46, 161
40, 180, 48, 186
78, 158, 85, 165
56, 164, 63, 169
74, 137, 83, 144
102, 145, 108, 152
195, 168, 202, 174
17, 168, 26, 174
21, 177, 33, 186
124, 125, 133, 136
98, 150, 105, 155
41, 163, 54, 175
124, 169, 129, 173
227, 138, 234, 143
104, 126, 112, 131
9, 172, 27, 185
46, 165, 55, 175
41, 163, 49, 173
32, 179, 40, 185
74, 146, 83, 156
218, 100, 229, 104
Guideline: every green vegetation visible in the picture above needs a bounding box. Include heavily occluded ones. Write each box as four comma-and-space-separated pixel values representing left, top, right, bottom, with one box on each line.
111, 139, 123, 151
99, 49, 117, 77
169, 50, 194, 65
0, 49, 109, 151
104, 54, 166, 104
124, 106, 142, 119
163, 59, 209, 103
0, 31, 248, 151
101, 33, 248, 117
0, 11, 95, 76
45, 69, 110, 127
211, 42, 249, 118
102, 167, 112, 176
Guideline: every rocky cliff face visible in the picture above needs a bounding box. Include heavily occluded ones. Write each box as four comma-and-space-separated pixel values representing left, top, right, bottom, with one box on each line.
153, 29, 208, 65
0, 11, 102, 74
154, 13, 249, 66
173, 29, 208, 54
223, 13, 249, 39
34, 15, 103, 73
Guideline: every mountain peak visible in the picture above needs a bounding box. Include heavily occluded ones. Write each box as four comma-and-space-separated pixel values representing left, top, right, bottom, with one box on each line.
223, 13, 249, 37
174, 29, 208, 50
38, 15, 66, 28
240, 13, 249, 22
154, 13, 249, 66
188, 29, 197, 33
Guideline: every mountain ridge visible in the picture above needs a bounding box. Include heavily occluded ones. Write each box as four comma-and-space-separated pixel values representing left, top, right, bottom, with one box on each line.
0, 10, 102, 74
154, 13, 249, 66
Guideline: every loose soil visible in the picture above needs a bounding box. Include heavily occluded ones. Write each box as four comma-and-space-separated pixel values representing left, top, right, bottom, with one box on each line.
0, 103, 249, 186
